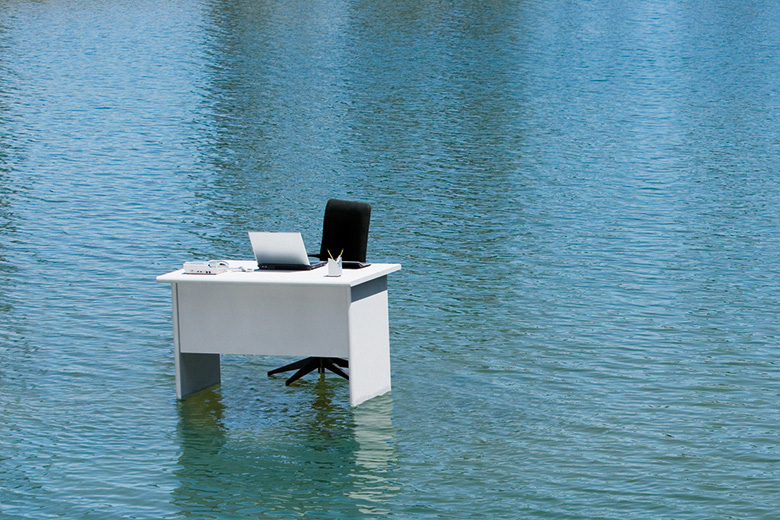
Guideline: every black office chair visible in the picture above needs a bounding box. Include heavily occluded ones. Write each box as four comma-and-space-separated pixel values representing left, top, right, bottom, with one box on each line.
267, 199, 371, 386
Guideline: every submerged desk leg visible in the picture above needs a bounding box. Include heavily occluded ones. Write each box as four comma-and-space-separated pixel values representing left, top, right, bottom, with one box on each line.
171, 283, 221, 399
348, 276, 392, 407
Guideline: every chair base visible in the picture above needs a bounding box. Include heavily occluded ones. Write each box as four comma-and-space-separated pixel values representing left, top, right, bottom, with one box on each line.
268, 357, 349, 386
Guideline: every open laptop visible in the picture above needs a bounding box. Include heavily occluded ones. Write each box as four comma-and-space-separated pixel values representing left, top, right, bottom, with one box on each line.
249, 232, 326, 271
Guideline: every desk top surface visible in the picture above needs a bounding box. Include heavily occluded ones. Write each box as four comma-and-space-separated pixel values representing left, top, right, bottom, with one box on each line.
157, 261, 401, 287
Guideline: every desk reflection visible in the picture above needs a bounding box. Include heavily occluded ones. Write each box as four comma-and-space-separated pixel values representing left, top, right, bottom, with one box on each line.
172, 374, 397, 517
349, 394, 399, 514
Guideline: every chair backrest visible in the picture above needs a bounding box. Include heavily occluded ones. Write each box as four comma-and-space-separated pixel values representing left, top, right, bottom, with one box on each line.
318, 199, 371, 262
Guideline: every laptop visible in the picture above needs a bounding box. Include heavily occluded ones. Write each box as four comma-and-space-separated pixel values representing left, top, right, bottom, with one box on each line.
249, 232, 326, 271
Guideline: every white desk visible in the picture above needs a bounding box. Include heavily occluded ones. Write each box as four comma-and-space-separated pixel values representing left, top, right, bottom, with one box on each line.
157, 261, 401, 406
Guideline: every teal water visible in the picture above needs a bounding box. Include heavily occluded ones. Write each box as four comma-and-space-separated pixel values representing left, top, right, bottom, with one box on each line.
2, 0, 780, 518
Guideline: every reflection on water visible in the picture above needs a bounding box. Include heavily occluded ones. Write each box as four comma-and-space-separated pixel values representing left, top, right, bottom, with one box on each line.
350, 396, 398, 514
173, 388, 229, 516
194, 0, 357, 255
173, 378, 397, 518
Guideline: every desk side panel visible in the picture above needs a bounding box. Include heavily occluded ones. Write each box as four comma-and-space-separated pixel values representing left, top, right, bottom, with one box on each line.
170, 283, 221, 399
176, 283, 350, 357
348, 277, 392, 406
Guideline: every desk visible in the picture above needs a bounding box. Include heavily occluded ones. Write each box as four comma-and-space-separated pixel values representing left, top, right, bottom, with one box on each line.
157, 261, 401, 406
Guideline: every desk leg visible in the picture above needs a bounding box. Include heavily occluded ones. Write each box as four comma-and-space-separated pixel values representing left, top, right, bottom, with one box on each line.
348, 277, 392, 407
171, 283, 221, 399
176, 353, 221, 399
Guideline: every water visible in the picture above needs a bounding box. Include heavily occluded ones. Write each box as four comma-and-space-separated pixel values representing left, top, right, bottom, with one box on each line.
1, 0, 780, 518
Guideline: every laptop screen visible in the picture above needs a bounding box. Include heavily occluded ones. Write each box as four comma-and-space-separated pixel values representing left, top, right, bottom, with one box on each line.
248, 232, 314, 269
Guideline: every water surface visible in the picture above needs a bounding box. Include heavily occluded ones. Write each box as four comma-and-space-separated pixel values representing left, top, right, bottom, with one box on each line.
1, 0, 780, 518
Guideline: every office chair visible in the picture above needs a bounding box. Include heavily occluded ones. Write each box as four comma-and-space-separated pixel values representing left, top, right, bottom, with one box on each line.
268, 199, 371, 386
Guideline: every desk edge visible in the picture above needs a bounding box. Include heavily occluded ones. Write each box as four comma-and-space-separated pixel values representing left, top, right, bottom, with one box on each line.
156, 263, 401, 286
